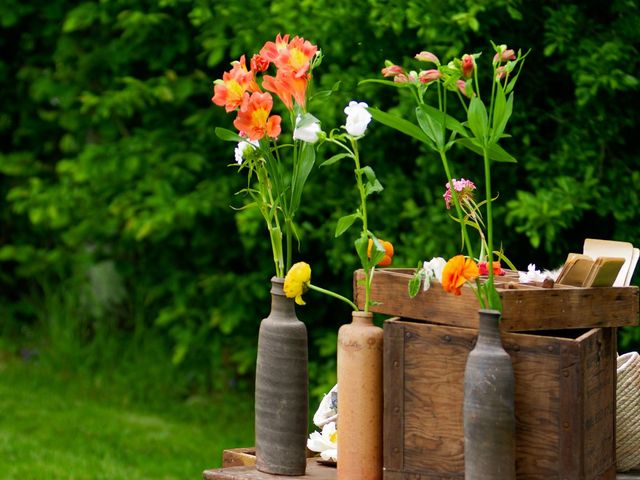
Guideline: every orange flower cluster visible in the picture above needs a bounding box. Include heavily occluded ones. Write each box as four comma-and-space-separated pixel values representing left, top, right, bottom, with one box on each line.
212, 34, 317, 141
441, 255, 479, 296
367, 239, 394, 267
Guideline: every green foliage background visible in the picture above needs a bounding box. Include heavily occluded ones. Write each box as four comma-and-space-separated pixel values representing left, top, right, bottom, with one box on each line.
1, 0, 639, 401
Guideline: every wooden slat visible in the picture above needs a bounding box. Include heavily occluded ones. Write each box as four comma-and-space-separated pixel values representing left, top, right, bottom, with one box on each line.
222, 448, 256, 468
354, 269, 639, 331
383, 319, 404, 472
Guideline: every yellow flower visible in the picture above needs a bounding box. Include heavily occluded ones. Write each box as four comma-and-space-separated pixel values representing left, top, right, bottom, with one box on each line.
284, 262, 311, 305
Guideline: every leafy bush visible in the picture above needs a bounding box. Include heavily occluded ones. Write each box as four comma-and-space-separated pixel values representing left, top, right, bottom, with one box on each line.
1, 0, 638, 401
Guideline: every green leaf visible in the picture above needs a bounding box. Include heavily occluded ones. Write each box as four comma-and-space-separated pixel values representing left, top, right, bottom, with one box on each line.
457, 139, 517, 163
335, 213, 359, 237
289, 143, 315, 214
367, 107, 433, 147
415, 106, 443, 147
368, 234, 386, 267
215, 127, 244, 143
365, 180, 384, 196
320, 153, 351, 167
418, 104, 468, 138
408, 273, 422, 298
467, 97, 488, 141
491, 82, 513, 143
355, 233, 369, 272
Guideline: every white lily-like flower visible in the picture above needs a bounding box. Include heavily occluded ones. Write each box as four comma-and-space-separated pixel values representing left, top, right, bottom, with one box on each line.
307, 421, 338, 462
518, 263, 545, 283
422, 257, 447, 291
344, 101, 372, 137
293, 113, 322, 144
234, 139, 259, 165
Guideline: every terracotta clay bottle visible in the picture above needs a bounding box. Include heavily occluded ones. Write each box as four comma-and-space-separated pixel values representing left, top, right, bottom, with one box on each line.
255, 277, 308, 476
463, 309, 516, 480
337, 310, 383, 480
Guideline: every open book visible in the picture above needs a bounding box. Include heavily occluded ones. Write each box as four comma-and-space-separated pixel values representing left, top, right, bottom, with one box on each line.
556, 239, 639, 287
556, 253, 625, 287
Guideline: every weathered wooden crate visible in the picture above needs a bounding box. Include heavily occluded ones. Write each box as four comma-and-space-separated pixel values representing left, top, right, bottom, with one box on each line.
354, 269, 639, 331
384, 318, 617, 479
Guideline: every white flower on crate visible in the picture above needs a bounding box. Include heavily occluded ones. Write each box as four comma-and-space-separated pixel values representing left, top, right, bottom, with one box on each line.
422, 257, 447, 291
307, 421, 338, 462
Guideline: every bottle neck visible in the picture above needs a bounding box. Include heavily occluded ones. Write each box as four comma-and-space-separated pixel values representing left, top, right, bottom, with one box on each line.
477, 309, 502, 346
269, 276, 296, 318
351, 310, 374, 325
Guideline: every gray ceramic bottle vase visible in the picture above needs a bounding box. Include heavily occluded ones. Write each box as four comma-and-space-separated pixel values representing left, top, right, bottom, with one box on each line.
337, 311, 383, 480
463, 309, 516, 480
255, 277, 308, 476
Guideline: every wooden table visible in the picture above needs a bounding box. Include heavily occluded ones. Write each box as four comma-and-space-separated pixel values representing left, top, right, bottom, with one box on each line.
203, 464, 640, 480
203, 448, 640, 479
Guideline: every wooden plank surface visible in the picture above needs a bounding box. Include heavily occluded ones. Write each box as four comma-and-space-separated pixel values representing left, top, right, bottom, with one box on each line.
204, 459, 640, 479
204, 464, 640, 479
354, 269, 639, 331
383, 320, 404, 472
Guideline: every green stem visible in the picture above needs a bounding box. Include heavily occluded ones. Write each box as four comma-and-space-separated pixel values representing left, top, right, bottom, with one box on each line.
483, 146, 495, 304
308, 284, 359, 311
352, 137, 371, 312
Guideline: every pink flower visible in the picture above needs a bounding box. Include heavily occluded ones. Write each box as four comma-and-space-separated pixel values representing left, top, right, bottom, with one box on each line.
419, 69, 442, 84
461, 54, 475, 78
381, 64, 404, 77
443, 178, 476, 209
493, 49, 516, 64
478, 261, 505, 276
495, 66, 507, 81
415, 51, 440, 65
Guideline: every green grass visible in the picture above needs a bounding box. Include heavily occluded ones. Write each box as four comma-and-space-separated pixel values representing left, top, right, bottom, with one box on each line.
0, 358, 254, 479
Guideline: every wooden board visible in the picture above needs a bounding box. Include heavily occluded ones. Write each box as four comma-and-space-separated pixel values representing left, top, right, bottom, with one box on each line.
354, 269, 639, 331
383, 319, 617, 479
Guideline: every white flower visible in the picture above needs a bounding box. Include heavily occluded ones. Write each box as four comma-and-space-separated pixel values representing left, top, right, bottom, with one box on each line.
422, 257, 447, 291
518, 263, 544, 283
344, 101, 372, 137
234, 140, 258, 165
307, 421, 338, 462
293, 113, 322, 144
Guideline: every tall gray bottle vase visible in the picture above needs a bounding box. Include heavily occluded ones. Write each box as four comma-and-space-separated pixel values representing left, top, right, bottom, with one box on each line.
463, 309, 516, 480
255, 276, 309, 476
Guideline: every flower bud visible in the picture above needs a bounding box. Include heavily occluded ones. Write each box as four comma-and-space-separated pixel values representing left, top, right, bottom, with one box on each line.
414, 51, 440, 65
493, 49, 516, 64
250, 54, 269, 73
381, 64, 404, 77
418, 69, 442, 84
461, 54, 475, 78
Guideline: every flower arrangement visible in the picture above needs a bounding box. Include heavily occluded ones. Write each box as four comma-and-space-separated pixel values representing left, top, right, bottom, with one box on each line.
282, 100, 393, 312
365, 42, 528, 310
211, 34, 324, 278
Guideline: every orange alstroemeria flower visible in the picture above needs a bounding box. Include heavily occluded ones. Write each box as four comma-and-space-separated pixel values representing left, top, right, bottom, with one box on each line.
233, 92, 282, 141
212, 55, 260, 112
441, 255, 479, 296
260, 34, 317, 78
263, 70, 308, 110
